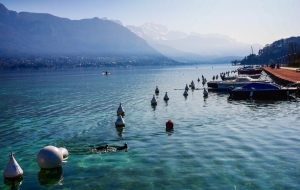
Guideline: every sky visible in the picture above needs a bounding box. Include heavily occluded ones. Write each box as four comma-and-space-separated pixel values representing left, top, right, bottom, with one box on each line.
1, 0, 300, 45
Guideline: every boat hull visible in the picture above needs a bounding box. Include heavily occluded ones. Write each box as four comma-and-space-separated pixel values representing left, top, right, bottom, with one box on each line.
229, 89, 297, 100
238, 69, 262, 75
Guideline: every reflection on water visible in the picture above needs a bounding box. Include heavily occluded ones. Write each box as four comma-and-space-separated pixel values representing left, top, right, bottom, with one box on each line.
38, 168, 63, 187
115, 126, 125, 137
4, 178, 23, 190
1, 65, 300, 189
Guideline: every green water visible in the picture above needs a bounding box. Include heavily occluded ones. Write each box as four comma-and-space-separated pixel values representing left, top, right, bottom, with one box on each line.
1, 65, 300, 189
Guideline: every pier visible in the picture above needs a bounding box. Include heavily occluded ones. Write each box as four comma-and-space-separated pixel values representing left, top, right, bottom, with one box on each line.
263, 67, 300, 86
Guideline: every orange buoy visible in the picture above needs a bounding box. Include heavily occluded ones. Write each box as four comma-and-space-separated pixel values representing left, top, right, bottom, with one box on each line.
166, 120, 174, 131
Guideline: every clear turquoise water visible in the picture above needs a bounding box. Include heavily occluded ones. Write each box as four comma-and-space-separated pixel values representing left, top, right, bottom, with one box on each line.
1, 65, 300, 189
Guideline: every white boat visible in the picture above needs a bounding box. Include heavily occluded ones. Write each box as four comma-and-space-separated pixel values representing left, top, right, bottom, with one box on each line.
217, 76, 269, 90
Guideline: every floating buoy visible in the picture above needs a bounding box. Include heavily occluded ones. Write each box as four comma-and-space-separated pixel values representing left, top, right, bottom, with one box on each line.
185, 84, 189, 91
151, 95, 157, 105
164, 92, 169, 100
166, 120, 174, 131
191, 81, 195, 89
58, 147, 69, 160
117, 103, 125, 116
155, 86, 159, 94
117, 143, 128, 151
37, 146, 63, 170
183, 90, 188, 96
197, 78, 200, 82
203, 88, 208, 97
3, 152, 23, 180
115, 115, 125, 127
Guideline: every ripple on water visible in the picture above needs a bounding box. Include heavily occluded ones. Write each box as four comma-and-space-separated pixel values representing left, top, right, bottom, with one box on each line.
1, 66, 300, 189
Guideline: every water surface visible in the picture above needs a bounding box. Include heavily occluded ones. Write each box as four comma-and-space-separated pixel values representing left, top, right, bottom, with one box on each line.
1, 64, 299, 189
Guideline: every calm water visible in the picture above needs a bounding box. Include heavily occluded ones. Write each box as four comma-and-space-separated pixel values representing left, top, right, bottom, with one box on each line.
0, 64, 300, 189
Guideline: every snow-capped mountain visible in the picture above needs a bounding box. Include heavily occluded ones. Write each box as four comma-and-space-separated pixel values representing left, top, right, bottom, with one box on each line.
127, 22, 262, 62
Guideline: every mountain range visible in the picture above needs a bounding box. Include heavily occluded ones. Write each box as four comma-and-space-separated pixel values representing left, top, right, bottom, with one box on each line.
0, 3, 264, 63
127, 23, 262, 62
0, 3, 164, 58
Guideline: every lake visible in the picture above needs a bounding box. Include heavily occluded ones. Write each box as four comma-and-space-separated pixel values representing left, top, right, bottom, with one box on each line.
1, 64, 300, 189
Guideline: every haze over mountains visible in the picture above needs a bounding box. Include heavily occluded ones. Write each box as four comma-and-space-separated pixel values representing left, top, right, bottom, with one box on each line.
127, 23, 262, 62
0, 3, 163, 59
0, 3, 263, 63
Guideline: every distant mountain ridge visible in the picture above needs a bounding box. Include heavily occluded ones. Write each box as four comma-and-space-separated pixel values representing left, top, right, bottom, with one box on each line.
127, 23, 262, 62
0, 3, 164, 58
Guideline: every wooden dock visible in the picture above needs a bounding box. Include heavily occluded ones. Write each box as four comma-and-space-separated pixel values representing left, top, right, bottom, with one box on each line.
263, 67, 300, 86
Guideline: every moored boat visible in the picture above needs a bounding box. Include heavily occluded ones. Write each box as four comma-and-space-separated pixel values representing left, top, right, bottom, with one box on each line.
228, 82, 297, 100
217, 76, 269, 90
237, 65, 262, 75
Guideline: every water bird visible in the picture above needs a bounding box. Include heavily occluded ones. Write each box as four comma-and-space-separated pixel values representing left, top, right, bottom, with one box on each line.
96, 144, 108, 151
164, 92, 169, 100
212, 76, 215, 81
151, 95, 157, 105
197, 77, 200, 82
155, 86, 159, 94
117, 143, 128, 151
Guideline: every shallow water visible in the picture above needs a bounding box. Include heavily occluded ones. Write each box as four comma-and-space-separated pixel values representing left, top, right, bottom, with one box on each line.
1, 64, 300, 189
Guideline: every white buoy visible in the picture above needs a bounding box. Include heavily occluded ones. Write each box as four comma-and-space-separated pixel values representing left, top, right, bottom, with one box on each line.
151, 95, 157, 105
191, 81, 195, 89
117, 103, 125, 116
37, 146, 63, 170
164, 92, 169, 100
183, 90, 188, 96
3, 152, 23, 180
58, 147, 69, 159
155, 86, 159, 94
185, 84, 189, 91
115, 115, 125, 127
203, 88, 208, 97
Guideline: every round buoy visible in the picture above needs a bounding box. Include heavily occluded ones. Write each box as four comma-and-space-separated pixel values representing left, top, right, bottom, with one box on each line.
185, 84, 189, 91
115, 115, 125, 127
166, 120, 174, 131
151, 95, 157, 105
155, 86, 159, 94
37, 146, 63, 170
203, 88, 208, 97
183, 90, 188, 96
58, 147, 69, 159
164, 92, 169, 100
117, 103, 125, 116
3, 152, 23, 180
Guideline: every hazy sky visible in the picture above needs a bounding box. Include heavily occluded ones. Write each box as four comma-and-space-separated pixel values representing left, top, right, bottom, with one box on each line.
1, 0, 300, 45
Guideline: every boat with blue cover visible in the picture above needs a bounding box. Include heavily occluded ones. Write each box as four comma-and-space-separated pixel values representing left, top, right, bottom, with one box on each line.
228, 82, 297, 100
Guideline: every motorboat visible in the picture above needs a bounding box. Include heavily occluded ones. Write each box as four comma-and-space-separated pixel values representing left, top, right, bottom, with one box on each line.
208, 74, 263, 89
217, 76, 269, 90
237, 65, 262, 75
228, 82, 297, 100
